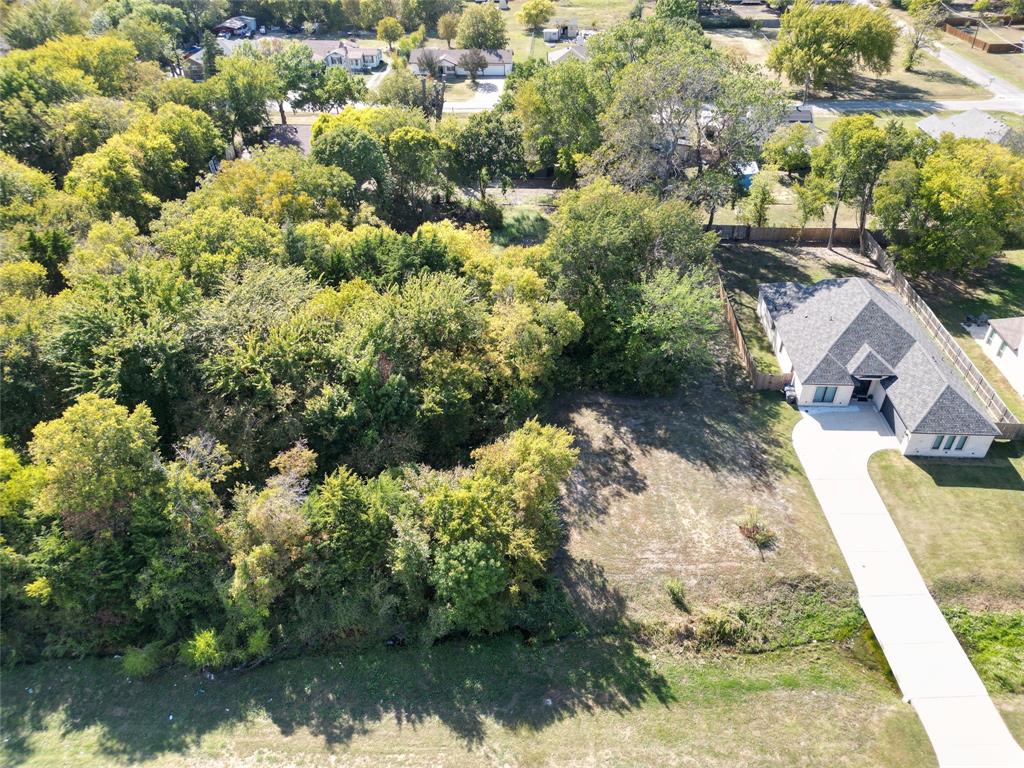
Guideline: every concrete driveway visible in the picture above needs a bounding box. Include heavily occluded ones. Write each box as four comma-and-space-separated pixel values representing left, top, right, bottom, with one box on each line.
792, 405, 1024, 768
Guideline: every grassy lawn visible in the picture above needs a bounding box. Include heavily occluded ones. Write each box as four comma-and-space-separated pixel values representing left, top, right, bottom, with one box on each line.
0, 642, 938, 768
911, 250, 1024, 421
706, 27, 989, 101
491, 204, 552, 246
713, 171, 861, 230
940, 35, 1024, 91
714, 243, 889, 374
868, 442, 1024, 607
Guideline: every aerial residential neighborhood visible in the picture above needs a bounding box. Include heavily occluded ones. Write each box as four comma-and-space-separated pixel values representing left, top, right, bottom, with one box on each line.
0, 0, 1022, 764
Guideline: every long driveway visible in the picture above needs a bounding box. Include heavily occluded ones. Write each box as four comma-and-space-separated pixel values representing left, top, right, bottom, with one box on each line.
792, 405, 1024, 768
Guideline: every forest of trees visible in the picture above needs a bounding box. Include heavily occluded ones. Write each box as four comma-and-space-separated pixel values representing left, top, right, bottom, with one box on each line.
2, 0, 1020, 674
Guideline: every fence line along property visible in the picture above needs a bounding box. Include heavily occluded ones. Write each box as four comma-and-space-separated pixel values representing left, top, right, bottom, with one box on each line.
708, 226, 1023, 440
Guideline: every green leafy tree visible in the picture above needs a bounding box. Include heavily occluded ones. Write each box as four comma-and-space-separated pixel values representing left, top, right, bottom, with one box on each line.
207, 54, 279, 142
303, 66, 369, 113
455, 4, 508, 49
904, 0, 944, 71
874, 139, 1024, 274
443, 109, 524, 200
311, 123, 391, 199
517, 0, 555, 32
201, 30, 220, 77
767, 0, 898, 97
762, 122, 814, 177
458, 49, 488, 83
1, 0, 85, 49
378, 16, 405, 49
46, 97, 147, 175
654, 0, 698, 23
738, 169, 776, 227
385, 125, 442, 196
260, 39, 321, 124
437, 11, 460, 46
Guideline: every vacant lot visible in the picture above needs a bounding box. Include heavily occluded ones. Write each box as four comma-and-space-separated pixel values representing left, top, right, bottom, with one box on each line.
912, 250, 1024, 420
715, 243, 889, 374
1, 641, 939, 768
940, 35, 1024, 91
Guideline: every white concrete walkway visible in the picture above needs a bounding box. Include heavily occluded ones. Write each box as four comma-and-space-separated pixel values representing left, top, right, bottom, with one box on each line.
792, 405, 1024, 768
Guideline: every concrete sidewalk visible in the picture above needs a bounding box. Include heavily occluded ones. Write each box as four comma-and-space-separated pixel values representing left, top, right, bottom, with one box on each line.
792, 405, 1024, 768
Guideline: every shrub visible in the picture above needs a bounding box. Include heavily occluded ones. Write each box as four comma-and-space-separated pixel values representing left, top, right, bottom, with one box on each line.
665, 578, 689, 612
179, 629, 226, 671
739, 509, 777, 560
695, 607, 746, 648
122, 641, 164, 678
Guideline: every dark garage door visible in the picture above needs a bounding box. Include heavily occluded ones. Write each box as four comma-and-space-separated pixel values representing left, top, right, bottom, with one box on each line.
880, 396, 902, 439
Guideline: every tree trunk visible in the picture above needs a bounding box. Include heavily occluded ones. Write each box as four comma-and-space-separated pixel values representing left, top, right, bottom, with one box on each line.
278, 100, 287, 125
707, 205, 716, 227
828, 196, 840, 250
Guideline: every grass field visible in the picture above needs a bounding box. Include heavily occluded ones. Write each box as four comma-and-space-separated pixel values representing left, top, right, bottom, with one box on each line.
705, 27, 990, 101
714, 243, 890, 374
0, 642, 940, 768
911, 250, 1024, 420
869, 442, 1024, 609
940, 35, 1024, 91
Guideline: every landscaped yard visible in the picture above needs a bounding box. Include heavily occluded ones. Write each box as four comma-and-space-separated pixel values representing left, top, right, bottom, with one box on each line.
0, 641, 938, 768
714, 243, 890, 374
912, 249, 1024, 420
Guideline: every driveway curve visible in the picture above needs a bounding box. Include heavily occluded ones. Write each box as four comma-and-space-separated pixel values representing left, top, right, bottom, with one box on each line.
792, 404, 1024, 768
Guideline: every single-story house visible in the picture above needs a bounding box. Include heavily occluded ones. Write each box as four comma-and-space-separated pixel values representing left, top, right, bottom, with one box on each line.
758, 278, 999, 457
324, 44, 382, 71
409, 48, 513, 77
213, 16, 257, 35
543, 18, 579, 40
917, 109, 1012, 145
548, 44, 588, 64
981, 317, 1024, 396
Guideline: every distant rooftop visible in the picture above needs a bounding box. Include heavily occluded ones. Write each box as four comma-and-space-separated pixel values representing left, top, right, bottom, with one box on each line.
917, 109, 1011, 144
989, 317, 1024, 352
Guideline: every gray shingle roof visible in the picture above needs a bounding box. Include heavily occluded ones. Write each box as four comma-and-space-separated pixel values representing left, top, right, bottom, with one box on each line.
917, 109, 1012, 145
988, 317, 1024, 352
760, 278, 998, 436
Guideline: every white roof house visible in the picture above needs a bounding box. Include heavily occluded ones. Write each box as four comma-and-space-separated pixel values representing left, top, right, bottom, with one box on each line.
980, 317, 1024, 396
759, 278, 999, 458
324, 44, 382, 71
409, 48, 513, 77
917, 109, 1012, 145
548, 44, 588, 64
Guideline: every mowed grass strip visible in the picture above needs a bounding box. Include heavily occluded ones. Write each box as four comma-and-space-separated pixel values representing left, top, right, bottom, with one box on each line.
868, 442, 1024, 606
1, 642, 937, 768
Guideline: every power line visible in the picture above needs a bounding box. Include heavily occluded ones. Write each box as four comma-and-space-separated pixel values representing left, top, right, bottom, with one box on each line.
936, 0, 1024, 51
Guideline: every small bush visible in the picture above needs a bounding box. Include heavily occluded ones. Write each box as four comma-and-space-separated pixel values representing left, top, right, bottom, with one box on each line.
179, 629, 226, 671
122, 642, 163, 678
695, 607, 746, 648
739, 510, 777, 560
665, 578, 689, 612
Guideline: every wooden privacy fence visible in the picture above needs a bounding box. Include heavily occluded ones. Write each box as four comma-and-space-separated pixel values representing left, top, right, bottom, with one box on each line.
943, 23, 1023, 53
862, 233, 1024, 440
711, 262, 793, 391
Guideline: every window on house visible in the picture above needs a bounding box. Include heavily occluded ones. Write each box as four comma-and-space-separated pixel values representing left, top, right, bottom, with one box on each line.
955, 436, 968, 450
943, 435, 956, 450
931, 435, 944, 449
813, 386, 837, 403
997, 342, 1007, 358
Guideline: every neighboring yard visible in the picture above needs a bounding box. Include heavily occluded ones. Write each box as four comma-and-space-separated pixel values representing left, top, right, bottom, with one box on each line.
713, 170, 861, 229
940, 35, 1024, 91
0, 642, 937, 768
715, 243, 889, 374
705, 27, 989, 101
912, 249, 1024, 421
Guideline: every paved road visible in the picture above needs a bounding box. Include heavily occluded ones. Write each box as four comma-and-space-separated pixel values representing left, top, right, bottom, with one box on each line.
792, 405, 1024, 768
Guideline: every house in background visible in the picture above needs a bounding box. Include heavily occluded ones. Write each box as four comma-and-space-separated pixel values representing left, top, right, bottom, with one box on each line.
543, 18, 579, 41
324, 44, 382, 71
917, 109, 1013, 145
548, 44, 588, 64
410, 48, 514, 77
758, 278, 999, 458
213, 16, 257, 35
980, 317, 1024, 396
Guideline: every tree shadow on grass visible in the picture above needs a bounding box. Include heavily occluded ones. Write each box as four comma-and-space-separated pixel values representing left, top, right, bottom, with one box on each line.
1, 559, 673, 766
